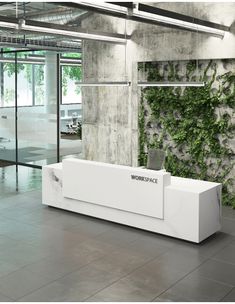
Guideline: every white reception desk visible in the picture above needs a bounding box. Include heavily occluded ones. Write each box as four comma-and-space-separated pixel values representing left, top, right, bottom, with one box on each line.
42, 158, 221, 243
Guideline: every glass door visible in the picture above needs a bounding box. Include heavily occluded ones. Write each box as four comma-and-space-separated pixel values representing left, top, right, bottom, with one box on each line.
0, 48, 82, 169
17, 51, 58, 166
59, 52, 82, 161
0, 51, 16, 167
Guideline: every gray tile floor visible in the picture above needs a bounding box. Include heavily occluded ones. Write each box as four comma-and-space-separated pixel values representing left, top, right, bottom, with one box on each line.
0, 165, 235, 302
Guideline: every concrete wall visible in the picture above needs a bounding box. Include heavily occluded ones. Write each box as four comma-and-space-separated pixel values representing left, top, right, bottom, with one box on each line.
82, 2, 235, 166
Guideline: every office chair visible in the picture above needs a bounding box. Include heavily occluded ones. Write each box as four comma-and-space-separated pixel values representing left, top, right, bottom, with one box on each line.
147, 148, 165, 170
66, 114, 78, 134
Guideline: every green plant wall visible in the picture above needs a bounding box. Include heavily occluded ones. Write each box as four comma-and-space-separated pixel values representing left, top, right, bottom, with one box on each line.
138, 59, 235, 208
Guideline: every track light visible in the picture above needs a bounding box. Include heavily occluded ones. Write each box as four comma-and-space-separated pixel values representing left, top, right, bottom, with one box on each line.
0, 20, 128, 44
69, 2, 226, 38
132, 8, 225, 38
138, 82, 205, 87
79, 1, 128, 14
0, 21, 17, 30
76, 81, 131, 87
20, 23, 127, 44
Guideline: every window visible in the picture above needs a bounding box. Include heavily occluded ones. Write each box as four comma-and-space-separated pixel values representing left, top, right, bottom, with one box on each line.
3, 62, 15, 107
17, 64, 33, 106
0, 51, 82, 107
62, 65, 82, 104
34, 65, 45, 105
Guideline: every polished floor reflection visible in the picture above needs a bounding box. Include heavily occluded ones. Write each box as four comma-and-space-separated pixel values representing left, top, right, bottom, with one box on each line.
0, 165, 41, 198
0, 166, 234, 302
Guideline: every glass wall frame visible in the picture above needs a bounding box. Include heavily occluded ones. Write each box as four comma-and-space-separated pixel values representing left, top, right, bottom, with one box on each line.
0, 49, 60, 169
0, 48, 82, 169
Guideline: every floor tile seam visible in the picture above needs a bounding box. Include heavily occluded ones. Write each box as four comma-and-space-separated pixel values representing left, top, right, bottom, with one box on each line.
151, 291, 192, 302
73, 221, 136, 239
0, 207, 65, 223
61, 221, 116, 234
113, 235, 177, 256
82, 252, 171, 302
0, 289, 15, 301
211, 256, 235, 266
10, 216, 84, 233
147, 285, 193, 302
53, 223, 144, 251
219, 286, 235, 302
91, 228, 141, 243
151, 252, 217, 302
21, 211, 117, 232
26, 220, 91, 231
198, 237, 235, 259
103, 238, 178, 267
195, 273, 234, 288
23, 248, 111, 277
151, 240, 235, 302
0, 252, 56, 281
15, 251, 117, 301
208, 238, 235, 259
92, 235, 144, 252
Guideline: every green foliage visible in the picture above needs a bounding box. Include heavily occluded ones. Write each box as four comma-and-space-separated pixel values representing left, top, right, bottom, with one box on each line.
61, 52, 82, 96
139, 60, 235, 208
62, 66, 81, 96
138, 93, 147, 165
76, 121, 82, 139
2, 51, 82, 100
4, 88, 14, 105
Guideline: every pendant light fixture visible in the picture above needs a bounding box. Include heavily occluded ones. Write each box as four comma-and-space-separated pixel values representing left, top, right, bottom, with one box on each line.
138, 82, 204, 87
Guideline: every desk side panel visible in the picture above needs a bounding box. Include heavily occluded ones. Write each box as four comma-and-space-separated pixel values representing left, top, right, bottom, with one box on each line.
199, 185, 222, 242
164, 186, 199, 242
42, 164, 63, 206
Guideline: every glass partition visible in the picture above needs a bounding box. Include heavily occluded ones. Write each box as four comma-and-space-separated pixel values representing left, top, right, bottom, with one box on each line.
60, 53, 82, 161
0, 54, 16, 166
17, 51, 58, 166
0, 48, 82, 169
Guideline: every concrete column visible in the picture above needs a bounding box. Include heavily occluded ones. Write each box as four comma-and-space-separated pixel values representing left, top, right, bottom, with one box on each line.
44, 51, 57, 148
45, 52, 57, 114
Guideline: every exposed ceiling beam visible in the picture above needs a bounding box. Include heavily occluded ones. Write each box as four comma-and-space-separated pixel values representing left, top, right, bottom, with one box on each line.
65, 11, 93, 26
19, 7, 73, 18
57, 2, 229, 37
0, 56, 81, 66
0, 15, 130, 44
0, 36, 82, 52
54, 2, 128, 19
132, 3, 228, 37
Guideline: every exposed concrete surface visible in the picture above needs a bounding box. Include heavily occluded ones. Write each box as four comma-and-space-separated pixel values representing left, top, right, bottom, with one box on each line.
82, 2, 235, 166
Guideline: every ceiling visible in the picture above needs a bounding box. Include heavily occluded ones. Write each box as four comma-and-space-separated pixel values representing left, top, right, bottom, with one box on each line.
0, 2, 230, 52
0, 2, 88, 52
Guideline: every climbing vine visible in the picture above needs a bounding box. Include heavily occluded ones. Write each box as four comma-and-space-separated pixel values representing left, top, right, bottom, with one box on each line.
138, 59, 235, 208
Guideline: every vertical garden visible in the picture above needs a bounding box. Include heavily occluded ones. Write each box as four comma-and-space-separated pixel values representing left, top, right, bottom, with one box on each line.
138, 59, 235, 207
